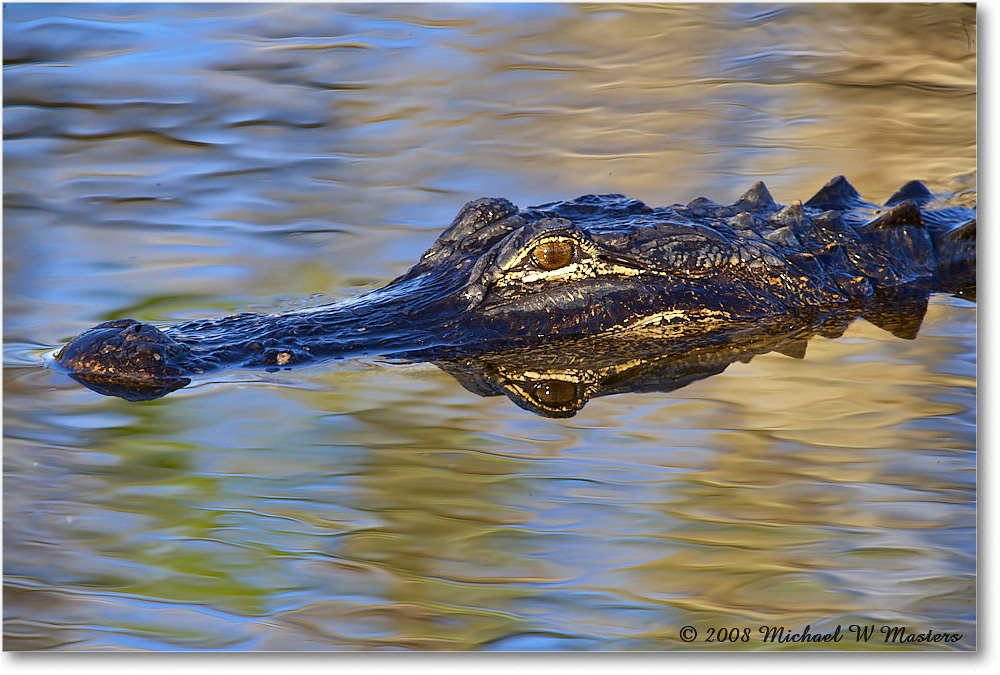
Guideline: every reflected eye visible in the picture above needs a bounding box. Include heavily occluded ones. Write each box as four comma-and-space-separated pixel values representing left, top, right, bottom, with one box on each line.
530, 240, 575, 270
532, 379, 578, 406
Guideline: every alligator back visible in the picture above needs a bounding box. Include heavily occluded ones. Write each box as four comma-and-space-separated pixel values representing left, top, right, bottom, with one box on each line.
524, 175, 975, 304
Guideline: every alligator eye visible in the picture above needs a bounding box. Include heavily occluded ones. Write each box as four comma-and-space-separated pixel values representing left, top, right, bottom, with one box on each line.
530, 240, 575, 270
532, 379, 578, 406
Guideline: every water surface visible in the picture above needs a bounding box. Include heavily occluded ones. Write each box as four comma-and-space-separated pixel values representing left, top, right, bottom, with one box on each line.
3, 3, 976, 651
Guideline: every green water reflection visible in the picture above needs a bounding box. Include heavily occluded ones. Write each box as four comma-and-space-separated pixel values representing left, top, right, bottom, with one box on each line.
4, 2, 975, 651
4, 296, 976, 649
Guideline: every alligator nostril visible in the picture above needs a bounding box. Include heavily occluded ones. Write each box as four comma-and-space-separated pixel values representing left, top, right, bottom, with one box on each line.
130, 323, 144, 334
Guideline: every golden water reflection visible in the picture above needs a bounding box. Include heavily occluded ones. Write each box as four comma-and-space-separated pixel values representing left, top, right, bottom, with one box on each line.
5, 295, 974, 649
4, 2, 975, 651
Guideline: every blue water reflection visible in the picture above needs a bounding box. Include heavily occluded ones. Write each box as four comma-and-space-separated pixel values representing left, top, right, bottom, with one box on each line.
4, 2, 975, 651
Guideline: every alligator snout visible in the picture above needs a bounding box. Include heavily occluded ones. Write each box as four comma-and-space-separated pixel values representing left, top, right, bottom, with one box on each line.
55, 319, 188, 379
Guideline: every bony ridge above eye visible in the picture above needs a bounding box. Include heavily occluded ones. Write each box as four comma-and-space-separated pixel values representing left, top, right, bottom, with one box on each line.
530, 238, 576, 270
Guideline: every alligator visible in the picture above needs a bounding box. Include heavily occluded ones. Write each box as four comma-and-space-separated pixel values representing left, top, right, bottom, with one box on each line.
54, 176, 976, 404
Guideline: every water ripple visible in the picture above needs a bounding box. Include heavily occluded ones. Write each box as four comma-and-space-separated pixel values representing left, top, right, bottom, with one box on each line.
3, 1, 976, 652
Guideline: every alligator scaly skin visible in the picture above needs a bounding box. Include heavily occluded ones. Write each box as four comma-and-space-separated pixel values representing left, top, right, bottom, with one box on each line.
55, 176, 976, 401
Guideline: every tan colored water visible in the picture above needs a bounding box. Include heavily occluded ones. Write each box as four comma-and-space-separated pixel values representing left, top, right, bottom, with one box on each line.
4, 3, 975, 650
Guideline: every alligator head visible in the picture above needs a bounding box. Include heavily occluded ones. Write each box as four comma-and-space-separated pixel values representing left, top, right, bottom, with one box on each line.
54, 177, 975, 401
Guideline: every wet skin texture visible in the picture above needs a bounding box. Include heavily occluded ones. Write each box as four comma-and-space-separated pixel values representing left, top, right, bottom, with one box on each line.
55, 176, 976, 401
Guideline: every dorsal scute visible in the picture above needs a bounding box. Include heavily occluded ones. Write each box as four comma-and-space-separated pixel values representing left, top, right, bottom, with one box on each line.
771, 199, 805, 226
764, 226, 800, 248
734, 181, 776, 210
804, 175, 863, 209
862, 200, 925, 231
686, 196, 717, 208
813, 210, 850, 233
886, 180, 934, 206
728, 212, 756, 230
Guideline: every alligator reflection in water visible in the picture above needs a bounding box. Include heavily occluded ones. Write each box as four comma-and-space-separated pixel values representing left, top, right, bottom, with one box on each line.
433, 283, 953, 417
54, 176, 976, 413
